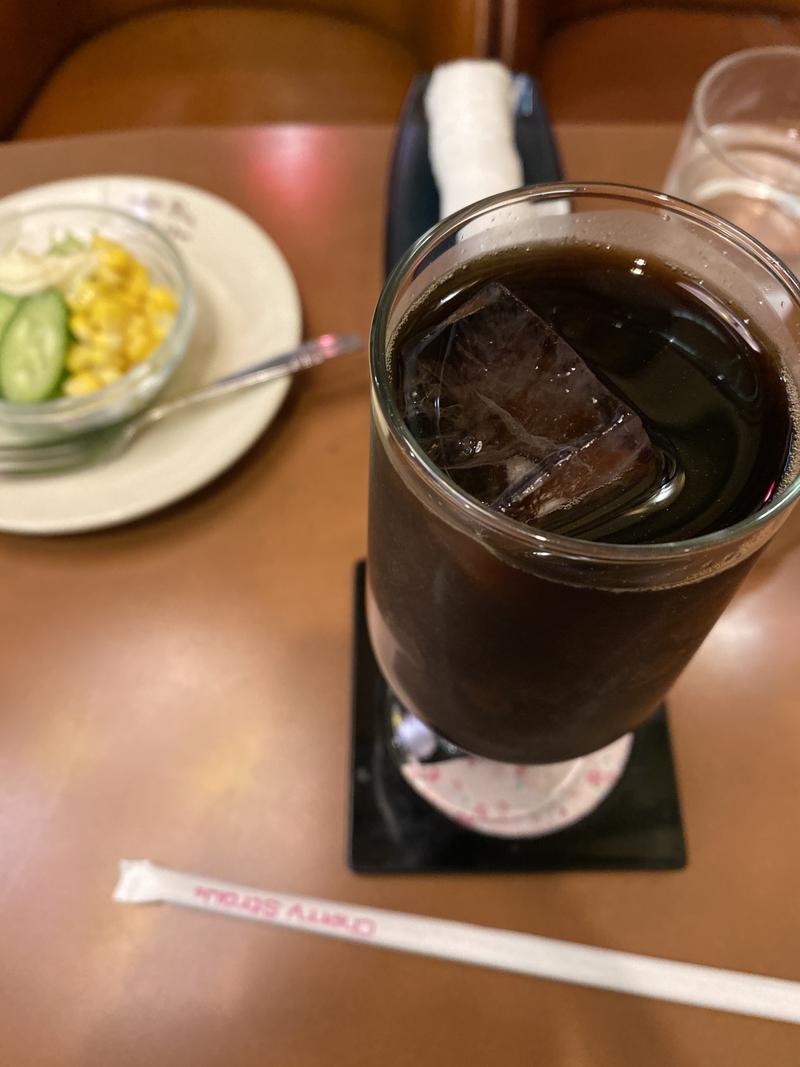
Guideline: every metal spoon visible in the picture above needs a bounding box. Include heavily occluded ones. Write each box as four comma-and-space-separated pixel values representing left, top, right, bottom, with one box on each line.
0, 333, 362, 476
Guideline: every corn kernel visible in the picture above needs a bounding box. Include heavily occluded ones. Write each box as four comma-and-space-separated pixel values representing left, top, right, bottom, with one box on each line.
126, 311, 149, 335
89, 297, 126, 329
104, 249, 131, 273
88, 349, 125, 373
126, 262, 150, 301
69, 313, 93, 342
95, 263, 126, 289
64, 371, 102, 397
92, 330, 124, 356
65, 344, 94, 373
146, 286, 178, 314
96, 366, 123, 387
110, 289, 137, 311
125, 332, 156, 363
92, 235, 131, 272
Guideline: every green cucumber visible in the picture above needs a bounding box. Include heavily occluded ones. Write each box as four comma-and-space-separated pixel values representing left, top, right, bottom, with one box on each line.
0, 290, 20, 339
0, 288, 69, 403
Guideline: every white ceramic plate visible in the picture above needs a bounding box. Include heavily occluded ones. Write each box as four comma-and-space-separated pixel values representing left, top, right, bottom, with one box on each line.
0, 176, 301, 534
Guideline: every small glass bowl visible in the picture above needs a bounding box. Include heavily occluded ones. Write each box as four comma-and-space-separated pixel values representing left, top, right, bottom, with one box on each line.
0, 203, 194, 442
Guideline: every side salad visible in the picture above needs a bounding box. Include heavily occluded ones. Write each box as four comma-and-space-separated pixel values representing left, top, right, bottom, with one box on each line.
0, 234, 178, 404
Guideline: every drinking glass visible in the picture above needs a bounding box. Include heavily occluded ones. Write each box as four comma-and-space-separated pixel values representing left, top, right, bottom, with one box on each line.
367, 182, 800, 838
665, 47, 800, 271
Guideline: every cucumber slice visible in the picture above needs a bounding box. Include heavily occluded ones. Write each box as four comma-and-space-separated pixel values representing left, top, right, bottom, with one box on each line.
0, 290, 19, 338
0, 288, 69, 403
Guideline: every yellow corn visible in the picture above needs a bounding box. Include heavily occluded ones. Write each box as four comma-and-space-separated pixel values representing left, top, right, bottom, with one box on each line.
94, 263, 127, 290
85, 351, 122, 374
96, 366, 123, 387
92, 330, 124, 357
64, 242, 178, 391
69, 312, 93, 342
92, 235, 132, 273
147, 286, 178, 314
65, 344, 94, 374
125, 331, 156, 363
125, 311, 149, 336
126, 262, 150, 302
89, 297, 127, 330
64, 371, 102, 397
117, 289, 141, 311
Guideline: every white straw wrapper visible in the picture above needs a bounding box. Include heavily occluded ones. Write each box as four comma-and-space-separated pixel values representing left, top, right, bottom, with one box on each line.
114, 860, 799, 1025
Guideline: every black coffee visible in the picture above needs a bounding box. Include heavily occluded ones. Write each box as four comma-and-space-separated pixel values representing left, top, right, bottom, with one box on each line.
394, 244, 794, 544
367, 245, 796, 762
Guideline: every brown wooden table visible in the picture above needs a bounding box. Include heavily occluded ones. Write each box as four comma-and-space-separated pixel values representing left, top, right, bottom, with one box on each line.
0, 124, 798, 1067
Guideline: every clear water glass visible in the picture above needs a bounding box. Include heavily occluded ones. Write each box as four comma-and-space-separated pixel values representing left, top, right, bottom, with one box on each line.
665, 47, 800, 272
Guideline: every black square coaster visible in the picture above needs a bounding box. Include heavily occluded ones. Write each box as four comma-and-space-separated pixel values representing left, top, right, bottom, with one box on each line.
348, 563, 686, 874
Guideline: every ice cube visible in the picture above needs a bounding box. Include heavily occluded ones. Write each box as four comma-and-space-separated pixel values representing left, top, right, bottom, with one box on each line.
401, 283, 659, 531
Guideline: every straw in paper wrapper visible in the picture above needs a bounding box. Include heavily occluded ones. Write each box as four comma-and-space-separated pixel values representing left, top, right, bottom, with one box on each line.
114, 860, 800, 1025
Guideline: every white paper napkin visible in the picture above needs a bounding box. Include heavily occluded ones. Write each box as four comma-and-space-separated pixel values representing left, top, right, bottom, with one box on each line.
425, 60, 524, 219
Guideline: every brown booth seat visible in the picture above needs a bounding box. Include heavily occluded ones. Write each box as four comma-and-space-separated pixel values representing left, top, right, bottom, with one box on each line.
506, 1, 800, 122
5, 2, 800, 139
4, 1, 489, 140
